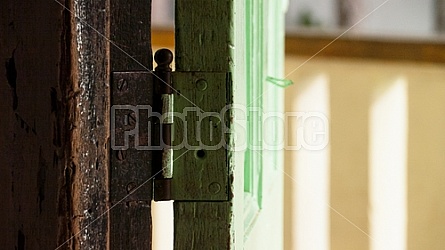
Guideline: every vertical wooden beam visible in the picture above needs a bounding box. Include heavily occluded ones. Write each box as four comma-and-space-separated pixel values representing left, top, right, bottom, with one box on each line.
0, 0, 66, 249
175, 0, 232, 72
174, 0, 234, 249
109, 0, 153, 249
109, 0, 153, 71
1, 0, 153, 249
69, 0, 110, 248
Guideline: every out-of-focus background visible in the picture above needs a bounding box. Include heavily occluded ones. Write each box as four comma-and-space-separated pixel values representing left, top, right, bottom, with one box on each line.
151, 0, 445, 249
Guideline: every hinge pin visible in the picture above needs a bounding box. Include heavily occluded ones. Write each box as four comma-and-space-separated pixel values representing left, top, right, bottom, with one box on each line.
154, 48, 174, 201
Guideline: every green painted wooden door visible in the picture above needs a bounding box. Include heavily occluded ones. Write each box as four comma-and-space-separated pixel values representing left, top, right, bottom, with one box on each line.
173, 0, 287, 249
240, 0, 287, 249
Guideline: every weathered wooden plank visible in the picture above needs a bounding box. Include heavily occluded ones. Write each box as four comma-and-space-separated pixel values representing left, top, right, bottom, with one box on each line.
110, 204, 152, 248
174, 0, 234, 249
174, 202, 232, 249
110, 0, 153, 71
1, 0, 154, 249
175, 0, 233, 72
68, 0, 110, 248
109, 0, 153, 249
0, 0, 68, 249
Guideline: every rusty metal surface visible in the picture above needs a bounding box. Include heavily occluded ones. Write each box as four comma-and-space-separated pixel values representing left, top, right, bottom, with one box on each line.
110, 71, 154, 249
170, 72, 229, 201
110, 71, 154, 203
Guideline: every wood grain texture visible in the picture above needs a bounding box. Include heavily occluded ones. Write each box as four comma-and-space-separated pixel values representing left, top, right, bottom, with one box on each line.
0, 0, 66, 249
174, 202, 231, 250
174, 0, 234, 248
1, 0, 154, 249
109, 0, 153, 249
175, 0, 233, 72
69, 0, 110, 248
110, 204, 152, 249
286, 32, 445, 63
110, 0, 153, 71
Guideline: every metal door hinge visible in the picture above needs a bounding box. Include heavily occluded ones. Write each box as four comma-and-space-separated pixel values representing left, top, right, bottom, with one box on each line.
153, 50, 231, 202
110, 71, 154, 205
110, 49, 230, 203
157, 71, 230, 201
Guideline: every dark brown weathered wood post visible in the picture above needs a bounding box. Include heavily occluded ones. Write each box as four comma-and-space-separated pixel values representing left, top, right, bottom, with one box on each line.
109, 0, 154, 249
0, 0, 69, 249
2, 0, 154, 249
1, 0, 111, 248
65, 0, 110, 248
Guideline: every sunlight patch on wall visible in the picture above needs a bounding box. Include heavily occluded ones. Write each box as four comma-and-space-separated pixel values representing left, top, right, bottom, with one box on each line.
291, 73, 330, 250
369, 77, 408, 250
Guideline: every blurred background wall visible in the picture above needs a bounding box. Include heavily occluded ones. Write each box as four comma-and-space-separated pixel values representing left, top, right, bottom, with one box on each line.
286, 0, 436, 36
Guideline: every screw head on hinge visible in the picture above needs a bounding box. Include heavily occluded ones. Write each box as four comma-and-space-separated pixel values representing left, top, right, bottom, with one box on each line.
196, 79, 208, 91
208, 182, 221, 194
116, 150, 127, 161
117, 79, 129, 92
126, 182, 137, 194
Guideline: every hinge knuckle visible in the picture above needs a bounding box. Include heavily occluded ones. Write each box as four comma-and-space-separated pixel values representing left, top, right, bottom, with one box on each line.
154, 49, 174, 201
